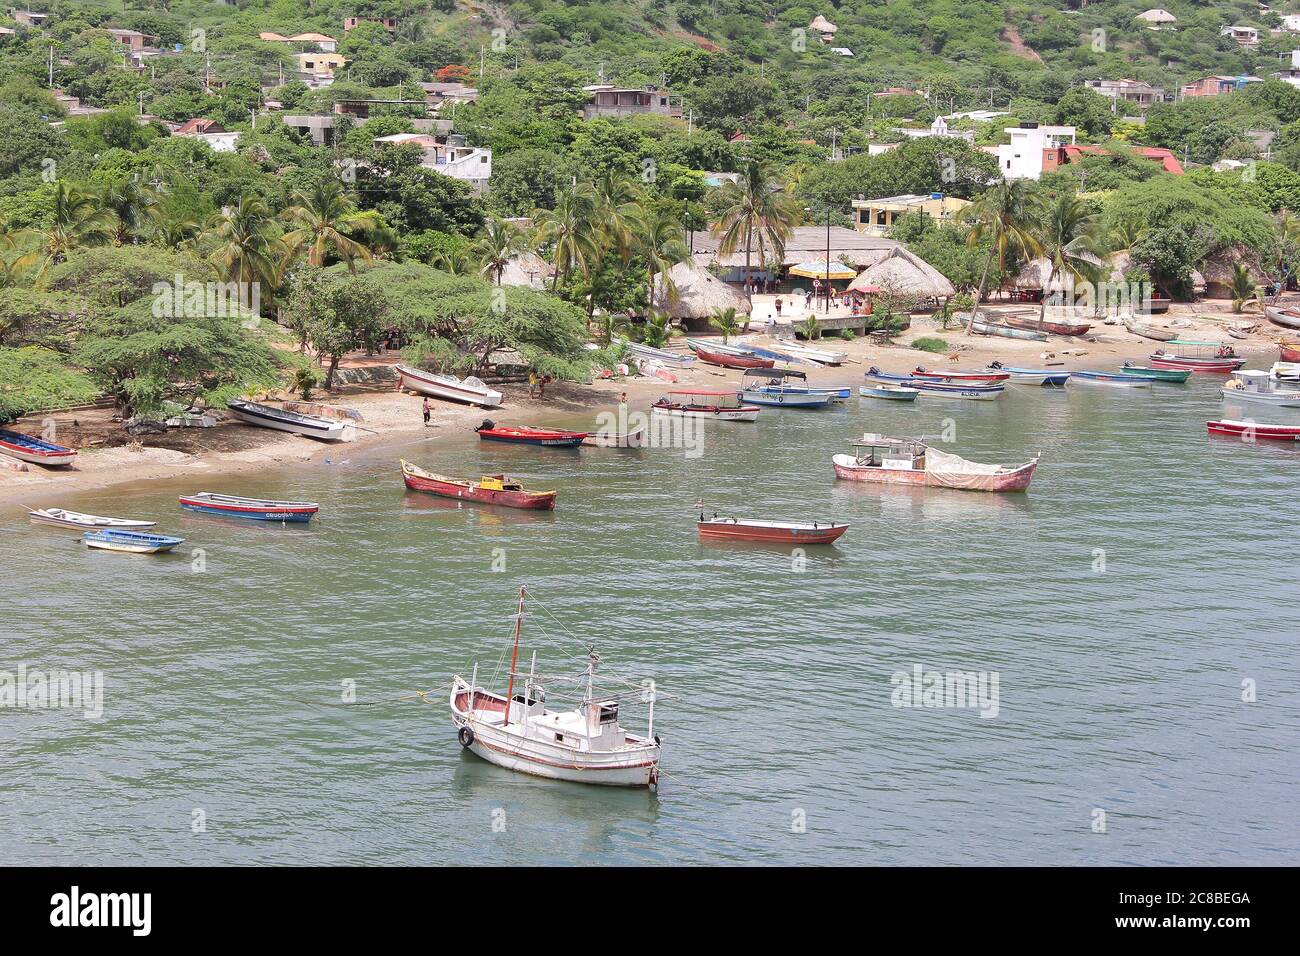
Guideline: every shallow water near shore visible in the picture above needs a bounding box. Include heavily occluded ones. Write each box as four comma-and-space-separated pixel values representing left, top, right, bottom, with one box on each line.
2, 378, 1298, 865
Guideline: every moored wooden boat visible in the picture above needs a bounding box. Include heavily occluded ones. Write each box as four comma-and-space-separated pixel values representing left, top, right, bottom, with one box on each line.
986, 362, 1070, 386
1123, 317, 1179, 342
865, 368, 1004, 400
83, 530, 184, 554
450, 587, 663, 787
1206, 419, 1300, 441
651, 390, 761, 421
740, 369, 836, 407
697, 515, 849, 545
226, 399, 355, 442
0, 429, 77, 467
1072, 370, 1153, 387
474, 422, 587, 447
401, 459, 556, 509
1149, 341, 1246, 373
832, 434, 1038, 491
179, 492, 319, 522
1264, 305, 1300, 330
911, 366, 1010, 384
581, 425, 647, 448
1003, 315, 1093, 337
1118, 363, 1191, 383
28, 508, 156, 531
395, 364, 503, 407
1280, 340, 1300, 363
690, 344, 774, 370
968, 318, 1048, 341
859, 384, 919, 401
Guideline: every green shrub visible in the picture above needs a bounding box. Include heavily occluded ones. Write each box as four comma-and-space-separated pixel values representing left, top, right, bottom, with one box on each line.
912, 336, 951, 354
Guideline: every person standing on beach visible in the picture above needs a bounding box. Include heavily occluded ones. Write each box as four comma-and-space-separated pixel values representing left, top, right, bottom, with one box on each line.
539, 374, 550, 399
422, 398, 432, 427
529, 370, 537, 398
774, 297, 783, 319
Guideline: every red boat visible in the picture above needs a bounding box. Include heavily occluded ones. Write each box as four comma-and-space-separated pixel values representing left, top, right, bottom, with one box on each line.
401, 460, 557, 509
1206, 420, 1300, 442
911, 366, 1010, 384
1149, 341, 1245, 373
474, 422, 587, 447
697, 516, 849, 545
692, 346, 774, 370
0, 428, 77, 467
1002, 316, 1093, 337
1280, 341, 1300, 363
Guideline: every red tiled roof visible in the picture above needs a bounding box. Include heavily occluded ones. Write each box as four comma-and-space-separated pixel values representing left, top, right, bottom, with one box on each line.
176, 118, 222, 135
1060, 143, 1183, 176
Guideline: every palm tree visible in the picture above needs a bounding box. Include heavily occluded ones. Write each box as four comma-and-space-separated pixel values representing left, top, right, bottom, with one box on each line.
1037, 192, 1103, 320
592, 171, 647, 265
963, 179, 1045, 331
642, 311, 676, 348
473, 216, 525, 285
710, 306, 742, 343
13, 182, 114, 280
1270, 210, 1300, 302
280, 179, 380, 272
712, 161, 801, 299
640, 208, 690, 315
101, 178, 158, 245
148, 207, 200, 249
431, 244, 480, 276
208, 196, 283, 289
1229, 262, 1260, 313
531, 183, 601, 291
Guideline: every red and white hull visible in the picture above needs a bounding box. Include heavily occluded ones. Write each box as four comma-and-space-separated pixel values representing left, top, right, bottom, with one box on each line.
1149, 355, 1245, 373
698, 518, 848, 544
396, 365, 503, 407
651, 404, 759, 422
1206, 419, 1300, 441
832, 454, 927, 485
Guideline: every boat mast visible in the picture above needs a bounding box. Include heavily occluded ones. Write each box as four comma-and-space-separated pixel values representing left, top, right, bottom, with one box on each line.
502, 586, 525, 729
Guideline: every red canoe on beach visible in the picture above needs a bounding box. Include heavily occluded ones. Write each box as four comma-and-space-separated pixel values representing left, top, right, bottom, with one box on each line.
401, 460, 557, 509
697, 516, 849, 545
1206, 420, 1300, 442
692, 346, 775, 370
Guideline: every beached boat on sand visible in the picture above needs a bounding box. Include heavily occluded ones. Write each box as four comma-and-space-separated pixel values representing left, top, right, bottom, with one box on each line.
697, 515, 849, 545
395, 364, 503, 408
772, 340, 849, 365
1003, 315, 1092, 337
1280, 340, 1300, 363
451, 587, 663, 787
651, 390, 761, 421
28, 508, 156, 531
833, 434, 1038, 492
179, 492, 319, 522
1207, 419, 1300, 441
1264, 305, 1300, 330
83, 530, 184, 554
966, 318, 1048, 341
1124, 317, 1179, 341
621, 341, 696, 368
401, 459, 557, 509
0, 429, 77, 467
689, 343, 774, 370
226, 399, 355, 442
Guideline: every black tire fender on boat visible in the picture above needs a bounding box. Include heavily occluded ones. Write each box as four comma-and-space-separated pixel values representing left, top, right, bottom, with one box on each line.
458, 726, 475, 748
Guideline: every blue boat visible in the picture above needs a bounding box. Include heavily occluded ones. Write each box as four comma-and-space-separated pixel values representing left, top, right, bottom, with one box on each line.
179, 492, 320, 521
859, 384, 919, 402
986, 363, 1071, 387
1072, 370, 1152, 388
740, 369, 837, 407
83, 530, 185, 554
0, 428, 78, 466
864, 369, 1004, 401
740, 343, 802, 364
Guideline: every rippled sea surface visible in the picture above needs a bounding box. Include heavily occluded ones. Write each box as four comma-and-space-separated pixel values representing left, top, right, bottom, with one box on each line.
2, 376, 1298, 865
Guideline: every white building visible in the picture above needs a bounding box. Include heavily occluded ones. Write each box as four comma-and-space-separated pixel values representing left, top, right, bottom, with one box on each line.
996, 124, 1076, 180
891, 115, 975, 143
1282, 14, 1300, 33
372, 132, 492, 194
1221, 25, 1259, 47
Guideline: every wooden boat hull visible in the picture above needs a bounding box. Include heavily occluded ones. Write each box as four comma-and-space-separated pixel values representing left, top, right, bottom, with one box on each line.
773, 342, 848, 365
912, 368, 1010, 384
1280, 342, 1300, 363
832, 454, 1036, 491
1264, 306, 1300, 330
0, 429, 77, 467
395, 364, 503, 407
451, 681, 659, 787
986, 366, 1070, 386
1136, 297, 1172, 314
859, 385, 919, 401
698, 519, 848, 544
179, 494, 319, 522
476, 425, 587, 447
83, 530, 184, 554
1207, 419, 1300, 441
1118, 365, 1191, 383
226, 399, 353, 442
1219, 386, 1300, 406
865, 369, 1004, 399
969, 319, 1047, 341
1073, 371, 1152, 387
651, 404, 759, 421
581, 426, 647, 448
1149, 355, 1245, 373
624, 342, 695, 367
401, 460, 556, 509
692, 345, 774, 369
1124, 318, 1178, 341
28, 509, 155, 531
1003, 316, 1092, 337
740, 387, 835, 407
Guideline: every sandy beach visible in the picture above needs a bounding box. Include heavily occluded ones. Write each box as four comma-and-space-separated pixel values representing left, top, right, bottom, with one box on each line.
1, 303, 1287, 507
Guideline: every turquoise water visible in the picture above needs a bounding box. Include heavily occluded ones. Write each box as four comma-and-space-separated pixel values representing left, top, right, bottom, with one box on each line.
1, 377, 1297, 864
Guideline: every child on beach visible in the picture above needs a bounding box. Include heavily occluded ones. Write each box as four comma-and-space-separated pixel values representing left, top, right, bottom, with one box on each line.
528, 370, 537, 398
422, 398, 431, 426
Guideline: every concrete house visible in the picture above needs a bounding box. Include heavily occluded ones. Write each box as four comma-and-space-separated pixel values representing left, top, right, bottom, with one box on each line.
372, 132, 492, 194
997, 124, 1077, 180
581, 85, 682, 120
1084, 79, 1164, 109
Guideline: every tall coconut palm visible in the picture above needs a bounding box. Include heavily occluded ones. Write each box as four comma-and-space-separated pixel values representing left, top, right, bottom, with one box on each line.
13, 182, 114, 280
473, 216, 525, 285
101, 177, 159, 245
531, 183, 601, 291
280, 179, 380, 272
592, 171, 647, 264
641, 208, 691, 314
208, 196, 283, 289
963, 179, 1045, 331
712, 161, 801, 301
1037, 191, 1104, 320
147, 207, 200, 249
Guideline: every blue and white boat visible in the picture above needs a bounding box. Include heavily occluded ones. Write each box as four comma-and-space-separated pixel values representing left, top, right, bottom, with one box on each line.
620, 340, 696, 368
737, 342, 802, 365
0, 428, 77, 466
179, 492, 320, 522
859, 384, 919, 402
83, 530, 185, 554
1072, 370, 1152, 388
864, 369, 1004, 401
740, 369, 836, 407
986, 362, 1071, 387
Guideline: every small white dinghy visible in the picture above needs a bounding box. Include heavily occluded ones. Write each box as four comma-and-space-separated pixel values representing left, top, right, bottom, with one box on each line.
450, 587, 664, 787
581, 425, 648, 448
28, 508, 156, 531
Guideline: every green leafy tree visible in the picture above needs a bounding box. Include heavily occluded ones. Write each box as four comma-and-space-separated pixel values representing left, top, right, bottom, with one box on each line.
963, 180, 1045, 329
281, 269, 389, 389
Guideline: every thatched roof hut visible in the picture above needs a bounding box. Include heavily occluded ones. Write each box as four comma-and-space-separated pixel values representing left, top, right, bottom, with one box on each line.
847, 247, 955, 299
1009, 254, 1105, 292
497, 252, 554, 289
651, 262, 752, 319
810, 15, 838, 34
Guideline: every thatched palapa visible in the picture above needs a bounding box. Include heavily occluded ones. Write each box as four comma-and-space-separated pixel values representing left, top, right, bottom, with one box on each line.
651, 262, 752, 318
847, 247, 955, 298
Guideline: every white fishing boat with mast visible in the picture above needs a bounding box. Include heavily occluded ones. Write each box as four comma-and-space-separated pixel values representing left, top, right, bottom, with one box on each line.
450, 587, 664, 787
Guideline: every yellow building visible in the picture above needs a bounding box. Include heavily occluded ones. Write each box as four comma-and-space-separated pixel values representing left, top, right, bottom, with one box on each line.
851, 194, 970, 237
296, 52, 347, 81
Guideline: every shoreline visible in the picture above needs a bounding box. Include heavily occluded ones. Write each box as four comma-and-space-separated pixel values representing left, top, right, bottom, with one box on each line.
1, 308, 1286, 507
